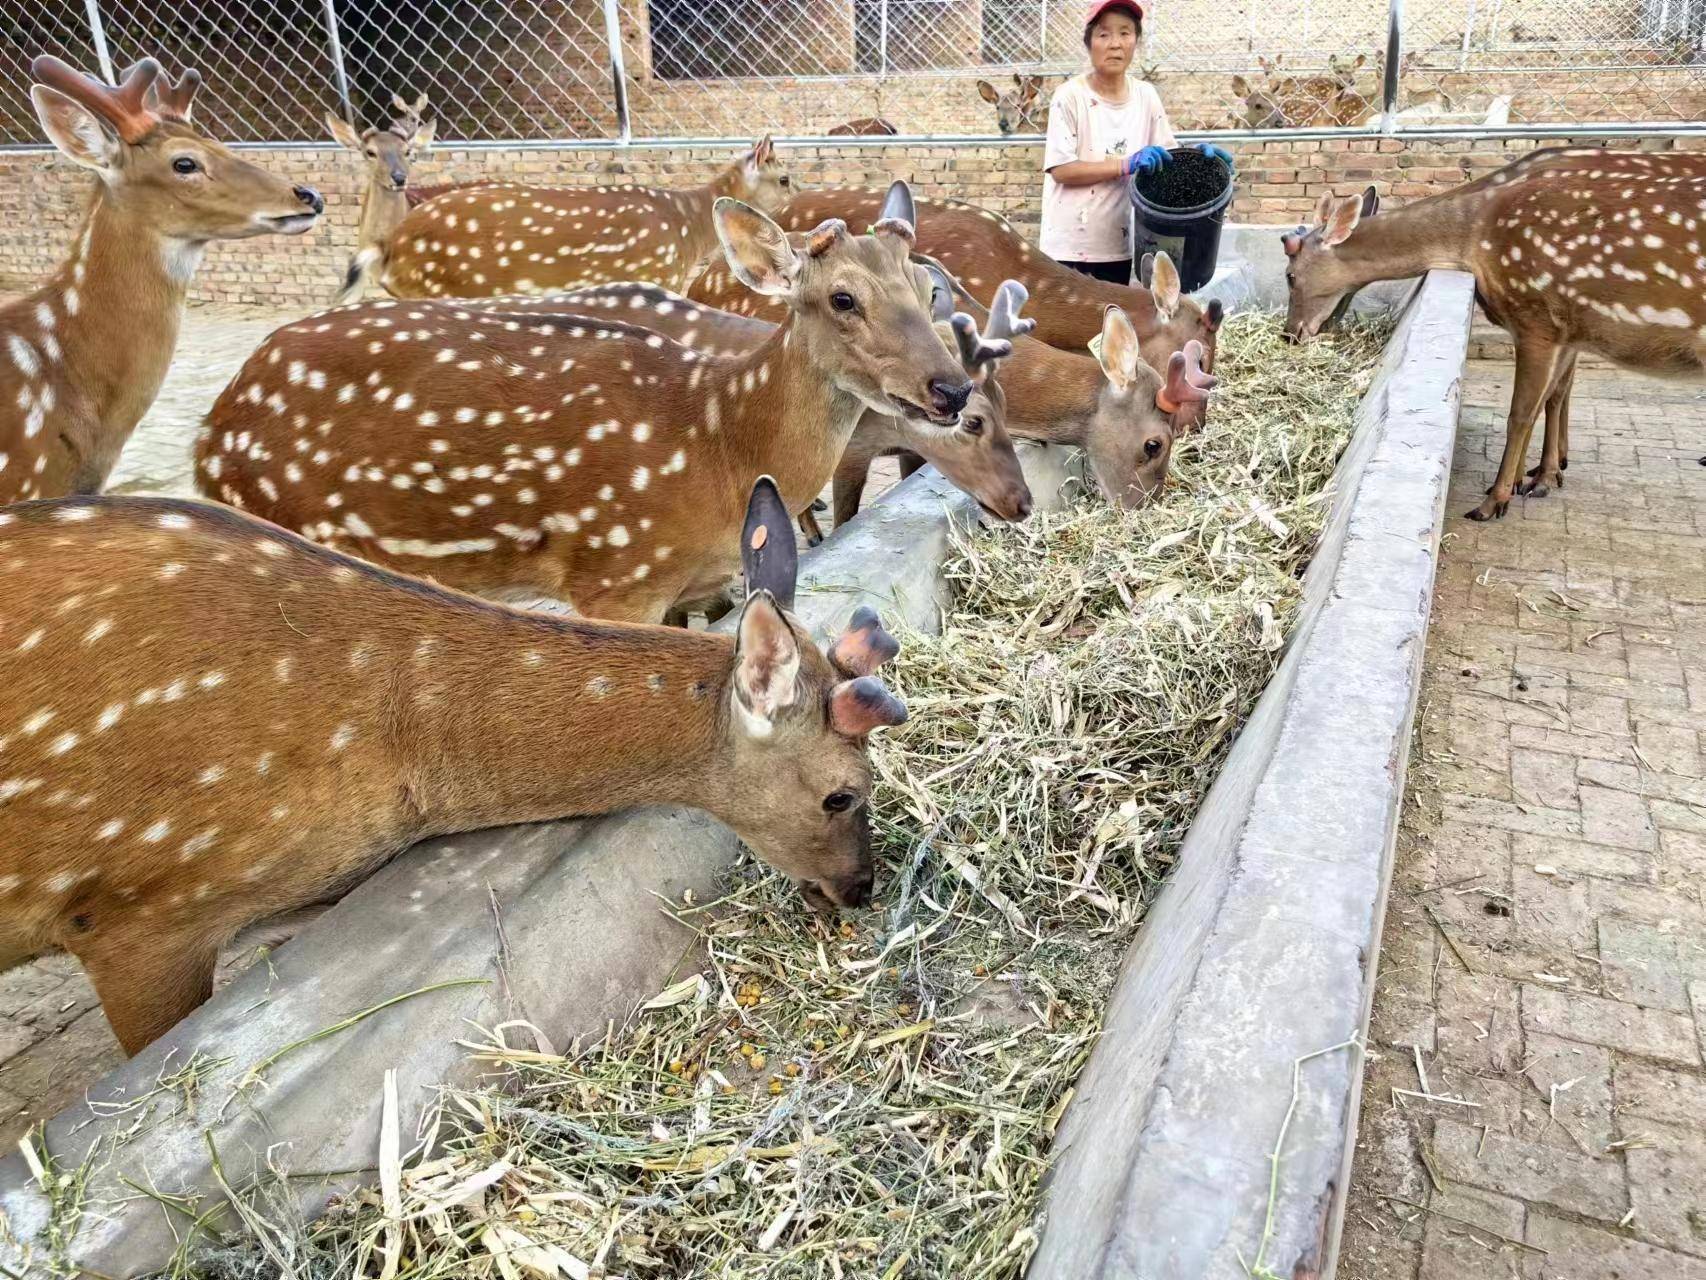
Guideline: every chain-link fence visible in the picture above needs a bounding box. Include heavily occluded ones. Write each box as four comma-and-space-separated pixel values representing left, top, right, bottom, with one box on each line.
4, 0, 1704, 147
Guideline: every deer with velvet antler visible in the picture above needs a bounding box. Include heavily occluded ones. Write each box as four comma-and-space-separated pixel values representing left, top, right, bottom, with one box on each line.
0, 56, 321, 503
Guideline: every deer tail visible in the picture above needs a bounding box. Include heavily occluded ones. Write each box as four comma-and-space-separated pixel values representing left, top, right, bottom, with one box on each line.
334, 243, 387, 305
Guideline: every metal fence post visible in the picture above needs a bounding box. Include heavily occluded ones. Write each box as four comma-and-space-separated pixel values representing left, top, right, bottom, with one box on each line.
321, 0, 353, 123
1381, 0, 1403, 135
602, 0, 632, 144
83, 0, 115, 84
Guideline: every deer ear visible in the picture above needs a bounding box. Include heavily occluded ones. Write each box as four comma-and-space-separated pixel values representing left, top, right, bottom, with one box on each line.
1314, 192, 1336, 228
830, 605, 900, 677
1149, 251, 1181, 319
1097, 305, 1141, 392
1321, 194, 1363, 248
876, 180, 917, 234
733, 592, 800, 737
326, 112, 364, 152
412, 119, 436, 150
829, 677, 908, 739
1360, 185, 1380, 217
32, 86, 119, 171
1138, 251, 1156, 287
740, 475, 797, 609
977, 79, 1001, 104
1230, 74, 1250, 96
715, 198, 799, 297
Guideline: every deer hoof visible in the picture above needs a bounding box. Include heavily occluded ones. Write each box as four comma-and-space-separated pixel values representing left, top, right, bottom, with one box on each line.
1519, 470, 1562, 498
806, 534, 824, 549
810, 498, 828, 513
1465, 497, 1509, 521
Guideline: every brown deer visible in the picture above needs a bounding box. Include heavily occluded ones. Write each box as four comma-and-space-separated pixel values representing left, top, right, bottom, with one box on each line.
379, 137, 790, 299
1283, 151, 1706, 521
688, 189, 1224, 371
476, 278, 1034, 542
327, 93, 436, 303
0, 57, 322, 505
849, 264, 1213, 516
828, 118, 899, 136
977, 75, 1049, 135
1230, 54, 1371, 129
0, 481, 906, 1053
196, 184, 973, 623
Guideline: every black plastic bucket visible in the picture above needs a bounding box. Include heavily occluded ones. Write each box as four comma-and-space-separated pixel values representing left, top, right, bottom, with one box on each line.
1128, 148, 1234, 294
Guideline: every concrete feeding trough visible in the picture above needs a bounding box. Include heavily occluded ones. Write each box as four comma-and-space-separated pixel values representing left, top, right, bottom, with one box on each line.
0, 262, 1475, 1280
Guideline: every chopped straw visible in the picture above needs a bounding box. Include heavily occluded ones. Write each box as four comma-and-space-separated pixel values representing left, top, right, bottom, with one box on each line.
157, 312, 1392, 1280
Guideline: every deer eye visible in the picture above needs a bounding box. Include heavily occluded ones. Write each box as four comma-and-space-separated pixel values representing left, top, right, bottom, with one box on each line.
1144, 437, 1164, 458
779, 174, 792, 187
830, 291, 858, 314
171, 155, 200, 175
961, 415, 984, 436
823, 790, 856, 813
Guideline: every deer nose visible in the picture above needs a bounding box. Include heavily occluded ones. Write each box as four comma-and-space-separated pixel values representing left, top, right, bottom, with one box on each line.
390, 169, 407, 188
294, 185, 325, 215
834, 866, 874, 909
929, 379, 972, 417
1013, 489, 1033, 520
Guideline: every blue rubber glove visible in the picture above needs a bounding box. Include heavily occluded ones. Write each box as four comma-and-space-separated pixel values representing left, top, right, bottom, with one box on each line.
1197, 142, 1234, 170
1126, 145, 1170, 176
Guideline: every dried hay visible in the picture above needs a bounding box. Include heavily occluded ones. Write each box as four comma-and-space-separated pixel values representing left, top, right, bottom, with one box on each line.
158, 311, 1391, 1280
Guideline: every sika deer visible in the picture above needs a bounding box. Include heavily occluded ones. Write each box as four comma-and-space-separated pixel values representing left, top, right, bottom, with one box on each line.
0, 480, 906, 1053
828, 118, 900, 136
196, 183, 972, 623
327, 93, 436, 303
691, 189, 1224, 371
977, 75, 1049, 135
1282, 151, 1706, 520
470, 279, 1033, 538
380, 137, 790, 298
0, 57, 322, 504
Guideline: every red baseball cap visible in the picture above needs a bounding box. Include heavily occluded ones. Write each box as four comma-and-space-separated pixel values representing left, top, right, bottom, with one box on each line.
1085, 0, 1147, 26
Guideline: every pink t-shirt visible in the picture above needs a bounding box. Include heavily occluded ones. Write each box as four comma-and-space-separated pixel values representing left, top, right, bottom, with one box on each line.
1041, 74, 1178, 263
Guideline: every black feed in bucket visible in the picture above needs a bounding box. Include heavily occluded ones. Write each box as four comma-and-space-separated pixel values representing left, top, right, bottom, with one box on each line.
1129, 147, 1234, 294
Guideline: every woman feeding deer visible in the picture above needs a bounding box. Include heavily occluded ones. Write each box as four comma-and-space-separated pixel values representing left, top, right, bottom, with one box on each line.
1041, 0, 1232, 283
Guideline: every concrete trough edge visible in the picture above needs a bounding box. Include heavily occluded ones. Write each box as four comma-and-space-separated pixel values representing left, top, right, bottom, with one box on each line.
1028, 269, 1476, 1280
0, 450, 1080, 1278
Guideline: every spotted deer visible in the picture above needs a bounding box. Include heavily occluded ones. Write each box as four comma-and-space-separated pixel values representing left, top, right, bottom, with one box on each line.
379, 137, 790, 299
0, 481, 905, 1053
0, 57, 322, 505
196, 184, 972, 623
846, 266, 1214, 516
1230, 55, 1371, 129
828, 118, 899, 136
472, 279, 1034, 541
327, 93, 436, 303
1283, 150, 1706, 521
977, 75, 1049, 135
690, 189, 1224, 370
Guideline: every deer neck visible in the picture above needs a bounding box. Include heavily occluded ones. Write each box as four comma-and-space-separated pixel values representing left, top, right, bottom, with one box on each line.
706, 324, 867, 518
360, 179, 410, 249
666, 161, 751, 278
994, 339, 1102, 448
404, 611, 732, 835
51, 188, 199, 444
1332, 196, 1478, 288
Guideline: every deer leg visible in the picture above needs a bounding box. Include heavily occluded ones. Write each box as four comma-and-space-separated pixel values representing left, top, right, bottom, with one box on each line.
1467, 335, 1563, 521
71, 923, 220, 1056
832, 450, 877, 529
1523, 352, 1577, 495
797, 508, 825, 547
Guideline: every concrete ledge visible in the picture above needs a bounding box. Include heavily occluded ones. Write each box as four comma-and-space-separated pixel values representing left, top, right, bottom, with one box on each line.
1029, 270, 1475, 1280
0, 450, 1078, 1278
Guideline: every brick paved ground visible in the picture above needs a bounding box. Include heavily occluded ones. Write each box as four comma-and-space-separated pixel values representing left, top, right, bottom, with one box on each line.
1340, 354, 1706, 1279
0, 302, 902, 1147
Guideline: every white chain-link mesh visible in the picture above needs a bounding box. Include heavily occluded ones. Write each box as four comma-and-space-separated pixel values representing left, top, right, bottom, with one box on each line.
2, 0, 1702, 146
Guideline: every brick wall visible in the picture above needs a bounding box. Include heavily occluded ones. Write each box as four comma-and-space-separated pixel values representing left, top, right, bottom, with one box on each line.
2, 133, 1701, 309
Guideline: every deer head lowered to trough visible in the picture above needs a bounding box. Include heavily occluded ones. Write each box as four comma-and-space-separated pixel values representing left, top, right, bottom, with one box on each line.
196, 182, 973, 623
327, 92, 436, 303
0, 481, 906, 1054
0, 56, 322, 504
469, 277, 1034, 541
379, 137, 791, 299
1282, 150, 1706, 521
688, 187, 1224, 379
